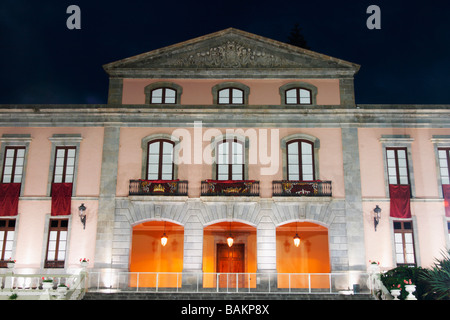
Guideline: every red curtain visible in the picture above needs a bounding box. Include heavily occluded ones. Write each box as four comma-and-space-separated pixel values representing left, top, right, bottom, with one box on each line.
389, 184, 411, 218
0, 183, 21, 216
443, 185, 450, 217
51, 183, 72, 216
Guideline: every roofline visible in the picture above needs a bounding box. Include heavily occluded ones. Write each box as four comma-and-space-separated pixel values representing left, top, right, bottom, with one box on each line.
102, 27, 360, 73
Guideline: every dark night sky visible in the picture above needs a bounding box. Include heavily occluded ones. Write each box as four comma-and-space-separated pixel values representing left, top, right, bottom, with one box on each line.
1, 0, 449, 105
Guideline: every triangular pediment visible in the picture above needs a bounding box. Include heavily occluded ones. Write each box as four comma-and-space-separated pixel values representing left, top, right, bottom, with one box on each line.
104, 28, 360, 78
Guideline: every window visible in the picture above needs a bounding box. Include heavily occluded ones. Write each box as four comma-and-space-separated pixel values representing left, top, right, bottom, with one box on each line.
216, 139, 244, 180
218, 88, 244, 104
393, 221, 416, 266
285, 88, 312, 105
150, 88, 177, 104
386, 148, 410, 185
147, 140, 174, 180
45, 219, 68, 268
53, 147, 76, 184
0, 219, 15, 266
286, 140, 315, 181
1, 147, 25, 183
438, 148, 450, 185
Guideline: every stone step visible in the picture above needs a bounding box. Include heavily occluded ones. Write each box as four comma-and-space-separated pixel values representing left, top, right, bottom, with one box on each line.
83, 292, 374, 300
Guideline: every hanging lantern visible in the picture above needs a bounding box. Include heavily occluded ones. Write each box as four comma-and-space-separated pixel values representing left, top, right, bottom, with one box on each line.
161, 221, 168, 246
161, 233, 168, 246
293, 233, 301, 247
227, 234, 234, 247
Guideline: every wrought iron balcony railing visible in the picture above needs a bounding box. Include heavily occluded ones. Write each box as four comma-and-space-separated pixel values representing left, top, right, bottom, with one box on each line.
272, 180, 332, 197
201, 180, 260, 196
129, 180, 188, 196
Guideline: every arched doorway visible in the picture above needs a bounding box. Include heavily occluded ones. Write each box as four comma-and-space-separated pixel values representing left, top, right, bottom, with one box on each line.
129, 220, 184, 288
203, 221, 256, 289
276, 221, 330, 290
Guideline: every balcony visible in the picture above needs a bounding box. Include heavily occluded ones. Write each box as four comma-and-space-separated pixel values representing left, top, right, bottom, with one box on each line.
201, 180, 260, 196
272, 180, 332, 197
129, 180, 188, 196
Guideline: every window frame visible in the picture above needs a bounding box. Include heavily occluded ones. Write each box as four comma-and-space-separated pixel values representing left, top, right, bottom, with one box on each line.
44, 219, 69, 269
212, 82, 250, 105
437, 147, 450, 186
149, 87, 177, 104
279, 82, 318, 106
215, 138, 245, 181
393, 220, 417, 266
217, 87, 244, 105
286, 139, 315, 181
52, 146, 77, 184
284, 88, 312, 105
1, 146, 26, 184
386, 147, 411, 186
0, 219, 16, 267
146, 139, 175, 181
144, 82, 183, 105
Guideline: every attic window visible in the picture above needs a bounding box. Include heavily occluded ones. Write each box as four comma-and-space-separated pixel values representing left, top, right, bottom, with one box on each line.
285, 88, 312, 105
150, 88, 177, 104
279, 82, 317, 105
218, 88, 244, 104
144, 82, 183, 105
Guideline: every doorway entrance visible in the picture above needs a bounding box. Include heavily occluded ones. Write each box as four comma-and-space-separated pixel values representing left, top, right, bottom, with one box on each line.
217, 243, 245, 288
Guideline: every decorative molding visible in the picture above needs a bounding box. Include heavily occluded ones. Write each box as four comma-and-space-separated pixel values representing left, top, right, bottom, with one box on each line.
166, 40, 299, 69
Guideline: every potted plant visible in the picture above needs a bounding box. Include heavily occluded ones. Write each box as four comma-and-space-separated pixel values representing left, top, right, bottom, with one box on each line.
42, 277, 54, 290
6, 258, 15, 269
80, 258, 89, 267
57, 283, 68, 293
390, 284, 402, 300
368, 260, 381, 273
404, 279, 417, 300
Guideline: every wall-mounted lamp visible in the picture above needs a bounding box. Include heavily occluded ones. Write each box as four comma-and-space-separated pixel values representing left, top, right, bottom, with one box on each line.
78, 203, 86, 229
373, 205, 381, 231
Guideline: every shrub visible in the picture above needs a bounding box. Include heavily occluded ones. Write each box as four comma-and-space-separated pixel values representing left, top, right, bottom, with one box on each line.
419, 250, 450, 300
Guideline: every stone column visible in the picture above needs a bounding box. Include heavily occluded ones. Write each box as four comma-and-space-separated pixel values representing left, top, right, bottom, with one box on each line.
94, 125, 121, 271
341, 127, 366, 271
181, 212, 204, 289
256, 213, 277, 291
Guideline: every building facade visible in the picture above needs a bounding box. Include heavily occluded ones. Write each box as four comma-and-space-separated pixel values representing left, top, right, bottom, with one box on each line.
1, 28, 449, 290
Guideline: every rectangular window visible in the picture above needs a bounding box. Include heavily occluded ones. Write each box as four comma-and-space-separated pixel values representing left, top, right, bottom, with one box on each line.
393, 221, 416, 266
0, 219, 15, 267
53, 147, 76, 183
386, 148, 410, 185
438, 148, 450, 185
45, 219, 68, 268
216, 140, 244, 180
1, 147, 25, 183
147, 140, 174, 180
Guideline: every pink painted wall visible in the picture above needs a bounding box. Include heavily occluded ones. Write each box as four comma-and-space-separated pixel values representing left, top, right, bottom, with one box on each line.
358, 128, 447, 199
116, 127, 345, 198
121, 79, 340, 105
0, 127, 103, 269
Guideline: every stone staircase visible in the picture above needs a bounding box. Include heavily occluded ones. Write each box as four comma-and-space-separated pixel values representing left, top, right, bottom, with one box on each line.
83, 291, 374, 300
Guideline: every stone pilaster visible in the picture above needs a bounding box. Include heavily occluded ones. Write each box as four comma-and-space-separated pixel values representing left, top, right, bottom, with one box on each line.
94, 125, 121, 270
341, 127, 366, 271
107, 78, 123, 104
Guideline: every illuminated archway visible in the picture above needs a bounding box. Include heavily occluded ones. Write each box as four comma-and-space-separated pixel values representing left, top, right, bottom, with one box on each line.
129, 220, 184, 288
203, 221, 257, 288
276, 221, 330, 289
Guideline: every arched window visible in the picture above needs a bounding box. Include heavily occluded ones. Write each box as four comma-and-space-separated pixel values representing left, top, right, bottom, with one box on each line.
285, 88, 312, 105
150, 88, 177, 104
147, 139, 174, 180
144, 82, 182, 104
216, 139, 244, 180
218, 88, 244, 104
286, 139, 315, 181
279, 82, 317, 105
